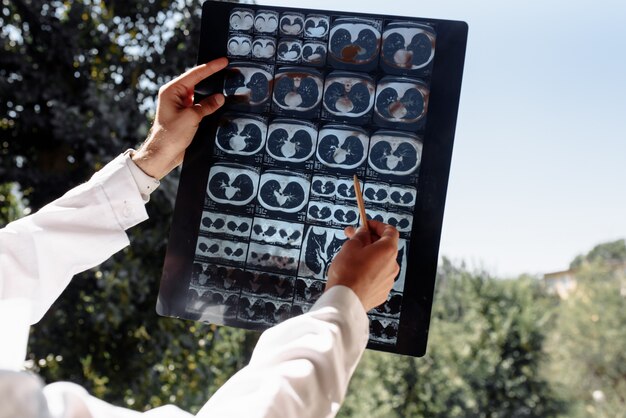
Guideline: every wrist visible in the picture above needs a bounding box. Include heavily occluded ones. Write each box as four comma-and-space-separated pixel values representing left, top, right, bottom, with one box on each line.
125, 150, 160, 202
130, 148, 158, 179
131, 134, 171, 180
132, 124, 183, 180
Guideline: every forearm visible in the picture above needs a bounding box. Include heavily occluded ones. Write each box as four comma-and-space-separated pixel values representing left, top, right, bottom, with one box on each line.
0, 152, 149, 324
197, 285, 369, 418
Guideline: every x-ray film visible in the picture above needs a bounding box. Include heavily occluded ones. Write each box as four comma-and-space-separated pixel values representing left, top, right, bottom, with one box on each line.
157, 1, 468, 357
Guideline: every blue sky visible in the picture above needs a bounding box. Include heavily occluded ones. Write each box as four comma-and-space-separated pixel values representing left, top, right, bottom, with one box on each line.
257, 0, 626, 276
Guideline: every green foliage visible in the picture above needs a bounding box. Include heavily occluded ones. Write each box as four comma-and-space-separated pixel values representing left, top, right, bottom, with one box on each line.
1, 0, 257, 412
2, 1, 625, 416
0, 183, 25, 222
569, 239, 626, 269
26, 199, 259, 412
338, 261, 565, 418
546, 261, 626, 417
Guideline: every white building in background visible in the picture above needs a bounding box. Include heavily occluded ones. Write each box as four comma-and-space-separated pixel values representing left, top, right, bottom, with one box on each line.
543, 261, 626, 299
543, 269, 577, 298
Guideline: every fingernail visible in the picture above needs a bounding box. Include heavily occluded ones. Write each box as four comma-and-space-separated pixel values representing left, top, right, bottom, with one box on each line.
216, 94, 225, 105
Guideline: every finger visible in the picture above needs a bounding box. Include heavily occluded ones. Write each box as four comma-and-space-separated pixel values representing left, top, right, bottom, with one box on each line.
392, 262, 400, 278
170, 57, 229, 90
372, 224, 399, 244
348, 225, 373, 247
194, 93, 226, 118
368, 224, 399, 255
345, 223, 382, 243
366, 219, 390, 237
183, 87, 194, 107
380, 224, 400, 240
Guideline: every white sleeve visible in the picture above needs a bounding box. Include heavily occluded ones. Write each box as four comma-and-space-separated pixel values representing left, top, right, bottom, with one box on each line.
0, 153, 149, 371
197, 285, 370, 418
0, 287, 368, 418
1, 151, 369, 418
0, 152, 194, 418
124, 149, 161, 202
39, 287, 368, 418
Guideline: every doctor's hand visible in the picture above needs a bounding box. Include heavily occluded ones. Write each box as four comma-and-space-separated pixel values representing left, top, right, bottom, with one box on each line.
326, 220, 400, 312
131, 57, 229, 179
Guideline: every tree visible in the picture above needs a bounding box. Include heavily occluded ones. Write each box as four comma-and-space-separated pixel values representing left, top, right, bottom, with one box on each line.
1, 0, 258, 412
547, 253, 626, 417
569, 239, 626, 270
0, 183, 25, 223
337, 259, 566, 418
4, 1, 621, 416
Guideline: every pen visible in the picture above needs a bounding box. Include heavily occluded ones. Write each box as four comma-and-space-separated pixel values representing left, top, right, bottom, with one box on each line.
353, 174, 369, 232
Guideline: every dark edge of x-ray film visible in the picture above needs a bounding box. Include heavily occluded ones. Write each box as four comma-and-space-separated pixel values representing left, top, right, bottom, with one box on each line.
157, 1, 468, 357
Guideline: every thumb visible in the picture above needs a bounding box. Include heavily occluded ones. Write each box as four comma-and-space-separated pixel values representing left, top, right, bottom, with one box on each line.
195, 93, 225, 118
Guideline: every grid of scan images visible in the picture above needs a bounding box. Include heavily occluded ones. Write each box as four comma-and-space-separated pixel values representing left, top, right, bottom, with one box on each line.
185, 6, 436, 346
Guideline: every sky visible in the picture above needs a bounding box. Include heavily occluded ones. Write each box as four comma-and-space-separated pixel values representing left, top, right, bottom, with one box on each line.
256, 0, 626, 276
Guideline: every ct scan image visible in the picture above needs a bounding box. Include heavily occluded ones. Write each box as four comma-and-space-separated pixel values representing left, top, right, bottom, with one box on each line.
157, 0, 468, 356
183, 5, 434, 347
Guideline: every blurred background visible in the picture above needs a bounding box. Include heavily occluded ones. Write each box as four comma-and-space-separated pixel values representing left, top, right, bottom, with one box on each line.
1, 0, 624, 416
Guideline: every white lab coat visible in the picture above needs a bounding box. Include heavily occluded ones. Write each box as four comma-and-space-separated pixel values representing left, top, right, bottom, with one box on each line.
0, 153, 369, 418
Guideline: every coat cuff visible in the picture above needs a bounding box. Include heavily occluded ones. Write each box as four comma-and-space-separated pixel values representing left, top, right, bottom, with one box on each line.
89, 153, 149, 230
123, 149, 161, 202
310, 285, 370, 349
